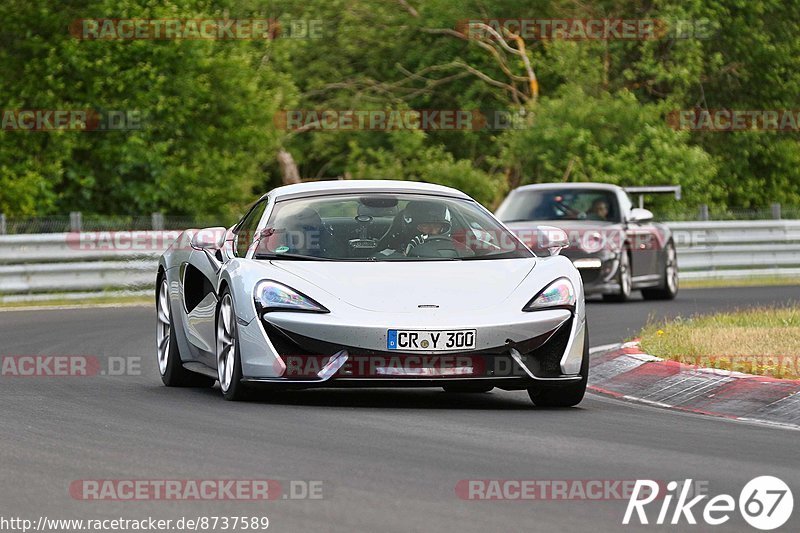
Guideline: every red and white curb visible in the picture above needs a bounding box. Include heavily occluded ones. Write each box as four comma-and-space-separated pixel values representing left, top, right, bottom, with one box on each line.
588, 342, 800, 430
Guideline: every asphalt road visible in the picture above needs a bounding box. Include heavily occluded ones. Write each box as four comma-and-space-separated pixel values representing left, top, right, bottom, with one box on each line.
1, 286, 798, 533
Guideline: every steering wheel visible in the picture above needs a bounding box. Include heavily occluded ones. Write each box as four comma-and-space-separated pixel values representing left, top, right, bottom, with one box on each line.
406, 235, 462, 258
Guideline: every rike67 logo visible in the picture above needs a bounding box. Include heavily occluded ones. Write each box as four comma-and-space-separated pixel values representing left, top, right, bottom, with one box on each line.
624, 476, 793, 530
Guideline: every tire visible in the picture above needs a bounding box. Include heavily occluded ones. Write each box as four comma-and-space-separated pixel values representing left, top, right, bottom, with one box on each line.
156, 276, 215, 388
442, 384, 494, 393
603, 250, 632, 302
216, 288, 249, 401
642, 241, 679, 300
527, 325, 589, 407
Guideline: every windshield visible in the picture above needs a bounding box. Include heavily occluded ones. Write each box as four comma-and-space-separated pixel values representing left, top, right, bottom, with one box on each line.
252, 193, 533, 261
497, 188, 621, 223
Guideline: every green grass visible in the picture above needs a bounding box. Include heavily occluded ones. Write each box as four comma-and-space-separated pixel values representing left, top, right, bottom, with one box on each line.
680, 276, 800, 289
0, 294, 153, 309
639, 306, 800, 379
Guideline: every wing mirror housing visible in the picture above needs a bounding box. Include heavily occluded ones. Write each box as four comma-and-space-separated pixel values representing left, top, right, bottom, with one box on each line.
537, 225, 570, 256
190, 227, 227, 251
628, 208, 654, 223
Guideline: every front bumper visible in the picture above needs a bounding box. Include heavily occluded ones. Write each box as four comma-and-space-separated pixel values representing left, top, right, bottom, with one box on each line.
236, 309, 586, 390
564, 250, 621, 295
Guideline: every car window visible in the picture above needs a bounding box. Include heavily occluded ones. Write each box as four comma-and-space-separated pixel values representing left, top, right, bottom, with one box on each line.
497, 189, 621, 223
234, 199, 268, 257
252, 193, 532, 261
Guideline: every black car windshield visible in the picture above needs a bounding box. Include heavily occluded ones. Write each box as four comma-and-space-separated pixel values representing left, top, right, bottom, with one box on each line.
251, 193, 533, 261
497, 188, 621, 223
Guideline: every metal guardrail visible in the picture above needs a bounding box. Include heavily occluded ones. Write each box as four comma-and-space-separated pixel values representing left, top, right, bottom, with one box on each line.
0, 221, 798, 301
0, 231, 181, 263
669, 220, 800, 280
0, 231, 176, 300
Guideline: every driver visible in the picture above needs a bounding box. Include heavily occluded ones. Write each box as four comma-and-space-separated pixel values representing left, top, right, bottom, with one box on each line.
401, 201, 452, 255
587, 198, 610, 221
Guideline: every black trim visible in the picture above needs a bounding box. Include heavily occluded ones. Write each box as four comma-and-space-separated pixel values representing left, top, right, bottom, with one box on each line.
263, 322, 556, 358
241, 376, 578, 391
258, 318, 575, 381
182, 263, 215, 313
272, 189, 470, 203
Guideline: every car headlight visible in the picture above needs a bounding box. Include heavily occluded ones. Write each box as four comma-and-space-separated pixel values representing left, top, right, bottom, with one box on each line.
523, 278, 575, 311
254, 280, 329, 315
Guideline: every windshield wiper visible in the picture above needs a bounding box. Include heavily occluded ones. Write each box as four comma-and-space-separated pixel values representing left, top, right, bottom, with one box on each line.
254, 253, 334, 261
460, 250, 531, 260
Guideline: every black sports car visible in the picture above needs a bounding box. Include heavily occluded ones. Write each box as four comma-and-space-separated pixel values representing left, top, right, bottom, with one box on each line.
497, 183, 678, 302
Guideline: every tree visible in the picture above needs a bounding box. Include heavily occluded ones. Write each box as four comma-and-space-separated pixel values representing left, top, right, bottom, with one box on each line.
496, 84, 721, 210
0, 0, 296, 219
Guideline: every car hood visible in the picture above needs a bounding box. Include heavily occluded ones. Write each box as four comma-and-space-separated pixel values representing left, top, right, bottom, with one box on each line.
506, 220, 623, 253
269, 258, 536, 313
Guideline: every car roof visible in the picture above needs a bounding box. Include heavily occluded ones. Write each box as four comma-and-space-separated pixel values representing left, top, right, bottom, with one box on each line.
262, 180, 471, 201
510, 182, 624, 194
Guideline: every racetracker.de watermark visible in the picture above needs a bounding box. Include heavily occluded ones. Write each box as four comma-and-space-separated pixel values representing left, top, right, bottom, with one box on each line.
66, 231, 183, 252
667, 109, 800, 132
455, 479, 709, 501
1, 110, 142, 131
274, 109, 528, 131
0, 356, 140, 377
285, 354, 484, 378
61, 227, 718, 257
65, 228, 228, 252
456, 18, 713, 41
69, 479, 324, 501
673, 355, 800, 378
70, 18, 323, 40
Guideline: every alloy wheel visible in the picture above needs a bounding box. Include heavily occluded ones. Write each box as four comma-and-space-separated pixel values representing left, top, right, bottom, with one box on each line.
216, 294, 237, 392
156, 279, 171, 376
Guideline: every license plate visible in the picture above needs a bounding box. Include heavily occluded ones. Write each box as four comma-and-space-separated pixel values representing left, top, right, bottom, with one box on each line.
387, 329, 476, 352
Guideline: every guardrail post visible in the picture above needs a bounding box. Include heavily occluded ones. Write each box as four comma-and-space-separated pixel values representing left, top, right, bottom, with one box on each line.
0, 213, 6, 235
69, 211, 82, 232
151, 212, 164, 231
698, 204, 709, 221
771, 203, 781, 220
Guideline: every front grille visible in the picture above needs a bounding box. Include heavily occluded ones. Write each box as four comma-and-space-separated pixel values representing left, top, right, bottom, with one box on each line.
518, 318, 572, 377
261, 322, 319, 357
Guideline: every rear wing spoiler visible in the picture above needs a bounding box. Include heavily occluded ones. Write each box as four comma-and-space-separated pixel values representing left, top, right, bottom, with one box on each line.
623, 186, 681, 209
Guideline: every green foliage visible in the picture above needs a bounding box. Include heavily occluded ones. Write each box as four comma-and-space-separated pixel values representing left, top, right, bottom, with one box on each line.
497, 85, 721, 208
345, 130, 506, 206
691, 0, 800, 207
0, 0, 797, 218
0, 0, 294, 218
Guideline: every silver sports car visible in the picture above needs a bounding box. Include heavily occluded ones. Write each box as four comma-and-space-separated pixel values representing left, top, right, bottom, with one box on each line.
156, 180, 589, 406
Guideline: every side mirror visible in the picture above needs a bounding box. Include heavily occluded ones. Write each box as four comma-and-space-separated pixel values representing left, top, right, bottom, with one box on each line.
628, 208, 654, 223
537, 225, 569, 256
190, 227, 227, 251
